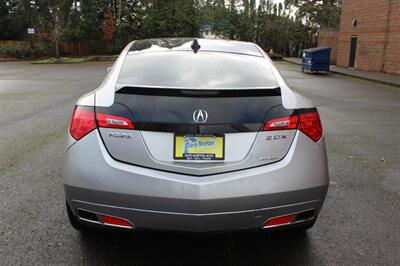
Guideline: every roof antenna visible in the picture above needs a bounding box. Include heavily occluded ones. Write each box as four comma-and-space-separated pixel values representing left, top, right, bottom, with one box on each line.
191, 38, 201, 53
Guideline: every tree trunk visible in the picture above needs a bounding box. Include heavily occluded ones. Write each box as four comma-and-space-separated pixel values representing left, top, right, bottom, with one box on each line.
55, 39, 59, 58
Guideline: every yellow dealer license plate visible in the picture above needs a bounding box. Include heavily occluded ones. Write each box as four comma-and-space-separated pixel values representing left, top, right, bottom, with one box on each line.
174, 135, 225, 160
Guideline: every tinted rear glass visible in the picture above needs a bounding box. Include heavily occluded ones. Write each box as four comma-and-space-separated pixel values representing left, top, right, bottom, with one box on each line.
117, 51, 278, 89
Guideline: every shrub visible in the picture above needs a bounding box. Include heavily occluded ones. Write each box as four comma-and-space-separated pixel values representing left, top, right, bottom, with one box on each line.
31, 44, 52, 57
0, 45, 28, 58
0, 43, 52, 58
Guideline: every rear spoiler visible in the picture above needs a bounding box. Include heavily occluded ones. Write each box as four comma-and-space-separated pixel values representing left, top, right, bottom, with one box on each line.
116, 87, 281, 98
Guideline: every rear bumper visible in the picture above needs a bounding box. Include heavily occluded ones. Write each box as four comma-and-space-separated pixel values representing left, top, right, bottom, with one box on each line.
68, 196, 323, 232
63, 130, 329, 232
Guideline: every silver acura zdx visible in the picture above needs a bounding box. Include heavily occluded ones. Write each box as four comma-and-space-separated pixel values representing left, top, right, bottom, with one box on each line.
63, 38, 329, 233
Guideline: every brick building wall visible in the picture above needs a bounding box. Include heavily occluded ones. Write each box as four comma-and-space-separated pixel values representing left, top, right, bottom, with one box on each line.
337, 0, 400, 74
318, 30, 339, 64
383, 0, 400, 74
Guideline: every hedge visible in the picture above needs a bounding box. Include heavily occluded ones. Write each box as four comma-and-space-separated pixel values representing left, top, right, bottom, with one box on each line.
0, 44, 52, 58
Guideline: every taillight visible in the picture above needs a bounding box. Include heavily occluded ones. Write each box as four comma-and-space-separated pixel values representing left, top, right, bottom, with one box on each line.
69, 106, 135, 141
263, 109, 323, 142
69, 106, 96, 140
96, 113, 135, 129
299, 111, 323, 142
263, 115, 299, 131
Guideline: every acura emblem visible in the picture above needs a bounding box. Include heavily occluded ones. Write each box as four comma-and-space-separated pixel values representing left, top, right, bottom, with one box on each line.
193, 110, 208, 123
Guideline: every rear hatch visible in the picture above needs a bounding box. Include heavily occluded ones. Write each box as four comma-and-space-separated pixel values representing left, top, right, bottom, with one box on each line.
96, 88, 297, 176
96, 51, 298, 176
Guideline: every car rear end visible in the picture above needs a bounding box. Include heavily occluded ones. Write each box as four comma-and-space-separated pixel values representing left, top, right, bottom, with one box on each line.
63, 39, 329, 232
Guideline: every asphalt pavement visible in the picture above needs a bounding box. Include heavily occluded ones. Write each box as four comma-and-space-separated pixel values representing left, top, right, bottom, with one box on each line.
0, 60, 399, 265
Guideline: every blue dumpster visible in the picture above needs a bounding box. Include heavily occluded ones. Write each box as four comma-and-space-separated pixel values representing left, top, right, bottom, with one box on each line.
301, 47, 331, 73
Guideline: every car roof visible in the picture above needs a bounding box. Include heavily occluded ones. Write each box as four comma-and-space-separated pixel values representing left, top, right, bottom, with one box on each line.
128, 38, 263, 57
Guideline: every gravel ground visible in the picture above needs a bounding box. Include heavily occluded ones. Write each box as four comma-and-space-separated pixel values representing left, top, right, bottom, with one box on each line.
0, 60, 399, 265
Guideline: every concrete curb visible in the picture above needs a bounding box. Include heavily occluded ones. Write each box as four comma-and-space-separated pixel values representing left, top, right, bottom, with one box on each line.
282, 58, 400, 88
329, 71, 400, 88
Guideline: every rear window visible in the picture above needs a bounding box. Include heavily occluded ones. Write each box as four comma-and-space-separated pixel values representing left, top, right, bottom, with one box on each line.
117, 51, 278, 89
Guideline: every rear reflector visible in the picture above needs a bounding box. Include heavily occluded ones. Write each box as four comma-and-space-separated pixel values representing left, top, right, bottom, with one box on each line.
69, 107, 96, 141
99, 214, 133, 229
263, 214, 294, 228
96, 113, 135, 129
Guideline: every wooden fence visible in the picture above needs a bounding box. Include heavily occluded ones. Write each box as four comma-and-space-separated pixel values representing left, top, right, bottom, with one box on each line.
0, 40, 25, 47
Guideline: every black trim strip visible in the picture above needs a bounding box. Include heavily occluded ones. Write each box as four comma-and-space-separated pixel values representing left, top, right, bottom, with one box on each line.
134, 122, 262, 134
116, 87, 281, 97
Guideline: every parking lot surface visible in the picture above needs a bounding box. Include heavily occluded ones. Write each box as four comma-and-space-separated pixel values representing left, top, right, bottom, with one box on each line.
1, 61, 399, 265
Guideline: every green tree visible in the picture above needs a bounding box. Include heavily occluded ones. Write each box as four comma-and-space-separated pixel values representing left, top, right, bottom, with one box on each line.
285, 0, 342, 29
65, 8, 84, 55
138, 0, 197, 38
1, 0, 341, 57
0, 1, 13, 39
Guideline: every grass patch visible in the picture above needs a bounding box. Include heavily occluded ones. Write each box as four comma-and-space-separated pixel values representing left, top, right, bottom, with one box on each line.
32, 55, 117, 64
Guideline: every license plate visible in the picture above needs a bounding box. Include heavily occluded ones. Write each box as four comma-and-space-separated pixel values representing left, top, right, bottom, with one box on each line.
174, 135, 225, 160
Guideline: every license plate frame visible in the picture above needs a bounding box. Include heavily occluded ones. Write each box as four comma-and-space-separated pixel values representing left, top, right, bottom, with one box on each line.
173, 134, 225, 161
